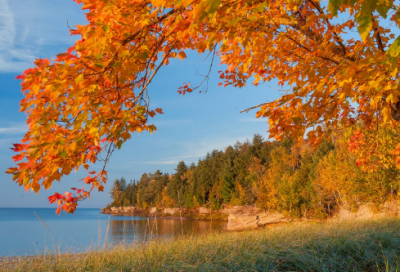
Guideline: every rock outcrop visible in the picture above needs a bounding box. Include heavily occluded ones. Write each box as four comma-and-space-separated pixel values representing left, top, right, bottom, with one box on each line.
226, 206, 289, 231
101, 206, 229, 220
101, 206, 144, 215
149, 207, 157, 215
162, 208, 180, 215
198, 207, 210, 214
103, 203, 400, 231
335, 202, 400, 221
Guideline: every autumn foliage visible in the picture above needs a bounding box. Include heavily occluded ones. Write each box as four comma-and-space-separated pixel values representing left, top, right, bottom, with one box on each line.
108, 132, 400, 219
7, 0, 400, 213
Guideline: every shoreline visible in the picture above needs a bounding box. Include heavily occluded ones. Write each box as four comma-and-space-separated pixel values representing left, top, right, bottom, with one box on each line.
100, 206, 229, 221
2, 219, 400, 271
101, 213, 228, 221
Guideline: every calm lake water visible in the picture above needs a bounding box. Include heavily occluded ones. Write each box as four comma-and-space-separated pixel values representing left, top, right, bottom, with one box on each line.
0, 208, 227, 257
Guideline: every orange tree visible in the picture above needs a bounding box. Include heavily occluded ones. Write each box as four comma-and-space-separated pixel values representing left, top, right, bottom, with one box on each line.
7, 0, 400, 213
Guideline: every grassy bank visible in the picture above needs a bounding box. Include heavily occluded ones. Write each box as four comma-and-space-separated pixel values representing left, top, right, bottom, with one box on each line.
2, 219, 400, 271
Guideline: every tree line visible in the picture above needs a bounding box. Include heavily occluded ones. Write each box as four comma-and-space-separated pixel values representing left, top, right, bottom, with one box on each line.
108, 126, 400, 218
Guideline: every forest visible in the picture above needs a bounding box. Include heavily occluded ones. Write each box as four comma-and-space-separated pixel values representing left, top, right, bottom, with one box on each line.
108, 122, 400, 218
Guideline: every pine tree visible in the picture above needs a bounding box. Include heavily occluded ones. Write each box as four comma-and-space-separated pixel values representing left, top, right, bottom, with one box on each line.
166, 161, 188, 206
221, 161, 235, 203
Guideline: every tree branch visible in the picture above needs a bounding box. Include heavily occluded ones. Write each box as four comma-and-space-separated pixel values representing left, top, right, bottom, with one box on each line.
371, 15, 385, 53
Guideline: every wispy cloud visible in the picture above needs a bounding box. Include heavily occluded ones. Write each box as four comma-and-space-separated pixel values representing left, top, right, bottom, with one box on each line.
0, 1, 85, 73
139, 160, 182, 165
0, 0, 36, 72
151, 119, 194, 127
181, 135, 251, 157
129, 134, 251, 166
238, 117, 267, 122
0, 124, 27, 135
130, 154, 200, 166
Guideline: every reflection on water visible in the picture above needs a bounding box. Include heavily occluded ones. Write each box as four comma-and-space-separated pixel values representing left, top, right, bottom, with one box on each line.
0, 208, 227, 256
109, 218, 227, 244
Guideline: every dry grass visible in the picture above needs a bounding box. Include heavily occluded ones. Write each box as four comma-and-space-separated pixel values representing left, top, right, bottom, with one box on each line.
2, 219, 400, 271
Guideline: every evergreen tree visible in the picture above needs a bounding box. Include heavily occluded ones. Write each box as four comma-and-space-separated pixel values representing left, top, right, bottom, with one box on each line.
166, 161, 188, 206
220, 161, 235, 203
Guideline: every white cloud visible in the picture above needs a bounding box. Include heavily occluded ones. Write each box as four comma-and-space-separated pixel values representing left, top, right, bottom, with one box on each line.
0, 0, 37, 72
0, 0, 85, 73
0, 124, 27, 135
130, 154, 200, 166
0, 0, 14, 49
139, 160, 181, 165
151, 119, 194, 127
0, 0, 33, 72
129, 134, 251, 166
238, 117, 266, 122
182, 135, 250, 157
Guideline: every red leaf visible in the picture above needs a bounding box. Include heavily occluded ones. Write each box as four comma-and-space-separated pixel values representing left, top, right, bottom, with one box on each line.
48, 195, 57, 204
84, 176, 92, 184
67, 46, 75, 54
10, 143, 27, 152
12, 154, 25, 162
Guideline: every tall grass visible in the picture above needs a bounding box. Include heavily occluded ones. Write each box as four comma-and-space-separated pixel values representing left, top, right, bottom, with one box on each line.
2, 219, 400, 271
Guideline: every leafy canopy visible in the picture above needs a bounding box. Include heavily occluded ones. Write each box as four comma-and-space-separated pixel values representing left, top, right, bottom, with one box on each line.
7, 0, 400, 213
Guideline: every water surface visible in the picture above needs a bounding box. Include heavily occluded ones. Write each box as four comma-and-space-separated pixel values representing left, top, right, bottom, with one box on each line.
0, 208, 226, 256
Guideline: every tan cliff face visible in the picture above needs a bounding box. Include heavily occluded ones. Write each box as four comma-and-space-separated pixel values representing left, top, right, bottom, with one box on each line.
226, 203, 400, 231
101, 207, 187, 216
102, 203, 400, 231
198, 207, 210, 214
226, 206, 289, 231
334, 202, 400, 221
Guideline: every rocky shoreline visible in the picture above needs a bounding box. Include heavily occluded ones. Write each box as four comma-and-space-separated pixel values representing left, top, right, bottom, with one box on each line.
101, 206, 293, 231
102, 202, 400, 231
101, 206, 230, 222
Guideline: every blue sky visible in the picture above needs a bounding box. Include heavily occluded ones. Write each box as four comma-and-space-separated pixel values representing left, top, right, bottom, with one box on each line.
0, 0, 280, 208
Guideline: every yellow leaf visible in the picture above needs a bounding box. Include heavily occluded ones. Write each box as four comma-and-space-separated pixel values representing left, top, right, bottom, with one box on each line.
89, 127, 99, 135
382, 106, 391, 123
75, 74, 84, 84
